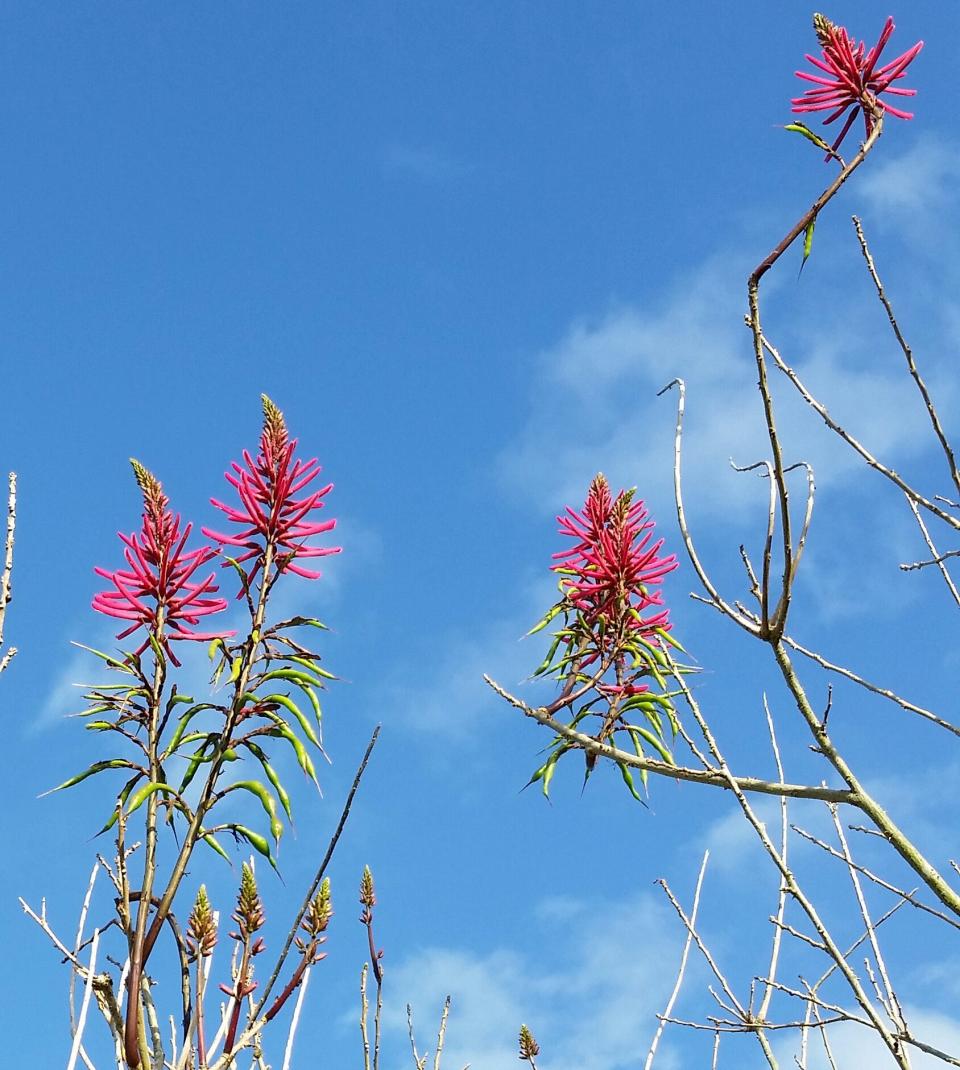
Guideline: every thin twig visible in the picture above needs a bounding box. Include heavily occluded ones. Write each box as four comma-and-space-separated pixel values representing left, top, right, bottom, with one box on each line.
254, 726, 380, 1021
645, 851, 709, 1070
0, 471, 17, 673
778, 631, 959, 737
853, 215, 960, 496
657, 379, 760, 635
280, 966, 310, 1070
434, 997, 452, 1070
67, 929, 101, 1070
759, 330, 960, 532
904, 496, 960, 607
484, 675, 854, 803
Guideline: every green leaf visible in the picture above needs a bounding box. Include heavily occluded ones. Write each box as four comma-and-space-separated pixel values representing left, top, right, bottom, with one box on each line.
96, 774, 144, 834
162, 704, 220, 759
526, 602, 564, 637
627, 726, 674, 765
224, 780, 283, 846
224, 823, 277, 869
799, 215, 817, 277
618, 762, 645, 803
783, 121, 834, 154
200, 829, 231, 863
71, 642, 136, 673
41, 758, 135, 796
244, 741, 294, 821
126, 781, 179, 816
262, 714, 320, 788
248, 691, 322, 749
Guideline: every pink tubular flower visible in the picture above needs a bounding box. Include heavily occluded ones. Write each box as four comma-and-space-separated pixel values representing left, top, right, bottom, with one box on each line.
553, 474, 677, 650
93, 461, 231, 665
203, 395, 340, 589
792, 14, 923, 154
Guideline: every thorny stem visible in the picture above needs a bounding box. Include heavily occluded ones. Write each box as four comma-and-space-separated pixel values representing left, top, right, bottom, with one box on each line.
746, 117, 884, 640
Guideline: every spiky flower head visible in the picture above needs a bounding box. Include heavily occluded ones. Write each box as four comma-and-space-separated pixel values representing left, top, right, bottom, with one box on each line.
93, 462, 231, 665
553, 473, 677, 663
295, 878, 333, 965
232, 862, 266, 940
203, 395, 341, 590
300, 877, 333, 941
812, 12, 834, 46
359, 864, 376, 908
186, 885, 218, 961
518, 1025, 540, 1062
793, 15, 923, 155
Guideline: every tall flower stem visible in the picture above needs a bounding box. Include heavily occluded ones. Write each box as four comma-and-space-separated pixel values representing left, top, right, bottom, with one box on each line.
746, 111, 883, 640
140, 541, 276, 974
123, 625, 168, 1067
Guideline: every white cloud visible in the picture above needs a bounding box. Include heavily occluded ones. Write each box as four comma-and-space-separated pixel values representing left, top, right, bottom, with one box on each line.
772, 1006, 960, 1068
384, 571, 556, 738
859, 139, 960, 224
382, 893, 686, 1070
499, 260, 953, 535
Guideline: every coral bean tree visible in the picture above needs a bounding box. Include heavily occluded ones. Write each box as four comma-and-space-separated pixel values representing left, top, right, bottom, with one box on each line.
20, 396, 390, 1070
491, 13, 960, 1069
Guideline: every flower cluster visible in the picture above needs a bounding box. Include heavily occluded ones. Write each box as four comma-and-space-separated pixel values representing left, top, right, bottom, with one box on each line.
92, 461, 230, 664
552, 473, 677, 690
792, 14, 923, 154
204, 395, 340, 589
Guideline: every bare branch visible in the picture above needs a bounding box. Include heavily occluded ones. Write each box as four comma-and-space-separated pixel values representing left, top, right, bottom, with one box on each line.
645, 851, 709, 1070
852, 215, 960, 496
0, 472, 17, 673
484, 674, 854, 803
904, 496, 960, 607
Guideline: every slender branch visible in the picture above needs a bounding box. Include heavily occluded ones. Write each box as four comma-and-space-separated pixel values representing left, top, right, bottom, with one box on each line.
757, 696, 788, 1024
433, 996, 451, 1070
792, 824, 960, 931
67, 929, 101, 1070
759, 330, 960, 532
0, 471, 17, 673
657, 379, 760, 635
485, 675, 854, 803
852, 214, 960, 496
280, 966, 310, 1070
904, 496, 960, 607
254, 725, 380, 1020
645, 851, 709, 1070
778, 631, 960, 737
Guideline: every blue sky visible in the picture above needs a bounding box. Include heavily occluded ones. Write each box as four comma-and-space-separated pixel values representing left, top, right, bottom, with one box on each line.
4, 3, 960, 1067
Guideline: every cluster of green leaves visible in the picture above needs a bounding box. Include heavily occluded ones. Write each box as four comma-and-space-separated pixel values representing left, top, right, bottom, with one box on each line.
48, 614, 333, 869
524, 593, 688, 802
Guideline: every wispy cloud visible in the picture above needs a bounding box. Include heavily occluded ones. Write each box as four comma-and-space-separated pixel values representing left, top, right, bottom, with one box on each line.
381, 892, 686, 1070
382, 144, 471, 183
499, 258, 953, 529
859, 138, 960, 228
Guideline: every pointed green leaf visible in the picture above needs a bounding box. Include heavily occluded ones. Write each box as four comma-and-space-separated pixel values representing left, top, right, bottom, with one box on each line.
41, 758, 135, 796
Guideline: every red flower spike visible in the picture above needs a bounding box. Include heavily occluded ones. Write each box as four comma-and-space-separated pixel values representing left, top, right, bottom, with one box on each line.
93, 461, 231, 666
792, 14, 923, 156
553, 474, 677, 648
203, 395, 340, 591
